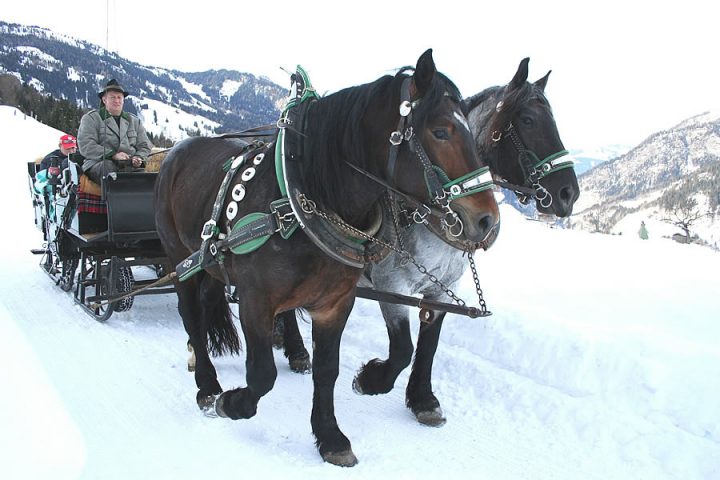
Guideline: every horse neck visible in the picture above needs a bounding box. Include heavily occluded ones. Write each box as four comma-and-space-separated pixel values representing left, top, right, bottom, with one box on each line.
301, 89, 389, 229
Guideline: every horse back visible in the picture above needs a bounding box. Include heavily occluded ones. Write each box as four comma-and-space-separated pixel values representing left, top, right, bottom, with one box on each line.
155, 136, 265, 259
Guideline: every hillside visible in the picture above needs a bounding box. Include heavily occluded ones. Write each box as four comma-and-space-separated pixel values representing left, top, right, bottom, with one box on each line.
0, 21, 286, 140
569, 112, 720, 248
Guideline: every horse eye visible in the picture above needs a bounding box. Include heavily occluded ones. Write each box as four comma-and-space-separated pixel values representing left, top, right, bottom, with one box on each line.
521, 116, 534, 126
432, 129, 450, 140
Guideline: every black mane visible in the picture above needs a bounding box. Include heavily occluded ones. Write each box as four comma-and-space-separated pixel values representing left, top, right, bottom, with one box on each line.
300, 68, 463, 212
464, 81, 551, 145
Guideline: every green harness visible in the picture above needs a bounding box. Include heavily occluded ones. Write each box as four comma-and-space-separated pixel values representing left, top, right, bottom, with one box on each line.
175, 69, 320, 282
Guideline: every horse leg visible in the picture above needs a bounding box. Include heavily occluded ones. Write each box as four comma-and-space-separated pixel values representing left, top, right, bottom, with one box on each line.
277, 310, 311, 373
186, 339, 196, 372
352, 302, 413, 395
311, 302, 358, 467
178, 274, 225, 412
406, 310, 447, 426
215, 300, 276, 420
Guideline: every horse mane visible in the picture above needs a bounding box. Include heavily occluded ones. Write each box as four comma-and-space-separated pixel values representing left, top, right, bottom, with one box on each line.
300, 67, 463, 213
300, 77, 387, 212
465, 81, 551, 147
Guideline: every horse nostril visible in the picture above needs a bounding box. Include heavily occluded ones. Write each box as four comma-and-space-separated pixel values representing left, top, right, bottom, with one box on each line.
478, 214, 495, 238
559, 185, 579, 204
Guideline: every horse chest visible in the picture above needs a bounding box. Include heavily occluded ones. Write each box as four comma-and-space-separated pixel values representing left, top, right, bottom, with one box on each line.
370, 226, 467, 297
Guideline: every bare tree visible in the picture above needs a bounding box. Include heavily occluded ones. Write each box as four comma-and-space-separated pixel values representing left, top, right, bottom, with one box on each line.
662, 196, 703, 242
586, 209, 609, 233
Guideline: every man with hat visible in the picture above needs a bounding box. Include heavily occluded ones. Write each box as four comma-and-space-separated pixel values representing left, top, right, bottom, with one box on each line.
77, 79, 153, 185
40, 134, 83, 173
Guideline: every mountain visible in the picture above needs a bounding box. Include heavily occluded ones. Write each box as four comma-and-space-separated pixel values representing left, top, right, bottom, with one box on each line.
569, 111, 720, 248
3, 21, 719, 248
569, 144, 631, 175
0, 21, 286, 141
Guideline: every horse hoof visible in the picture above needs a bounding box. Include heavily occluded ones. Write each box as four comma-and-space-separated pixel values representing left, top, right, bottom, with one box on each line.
322, 449, 358, 467
187, 363, 195, 372
198, 394, 218, 417
214, 393, 228, 418
289, 357, 311, 374
351, 376, 365, 395
414, 407, 446, 427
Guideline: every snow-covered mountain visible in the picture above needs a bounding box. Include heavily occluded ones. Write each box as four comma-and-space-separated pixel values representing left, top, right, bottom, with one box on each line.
569, 111, 720, 248
0, 21, 286, 141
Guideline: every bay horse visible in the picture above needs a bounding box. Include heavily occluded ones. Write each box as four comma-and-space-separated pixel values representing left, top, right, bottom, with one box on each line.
275, 57, 579, 426
155, 49, 500, 466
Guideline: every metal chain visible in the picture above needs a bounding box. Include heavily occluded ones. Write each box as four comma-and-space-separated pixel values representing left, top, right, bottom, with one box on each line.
466, 251, 488, 314
387, 192, 407, 253
299, 194, 484, 309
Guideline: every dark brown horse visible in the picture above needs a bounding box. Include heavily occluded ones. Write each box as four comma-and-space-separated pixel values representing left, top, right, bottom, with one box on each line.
275, 57, 579, 426
155, 50, 499, 466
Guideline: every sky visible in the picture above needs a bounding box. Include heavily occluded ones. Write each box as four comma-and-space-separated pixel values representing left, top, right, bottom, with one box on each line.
2, 105, 719, 479
2, 0, 720, 151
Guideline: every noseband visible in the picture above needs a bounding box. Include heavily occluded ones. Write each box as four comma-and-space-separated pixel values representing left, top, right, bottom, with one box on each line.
491, 100, 574, 208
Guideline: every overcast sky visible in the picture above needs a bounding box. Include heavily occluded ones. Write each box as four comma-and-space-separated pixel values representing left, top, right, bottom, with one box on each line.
3, 0, 719, 150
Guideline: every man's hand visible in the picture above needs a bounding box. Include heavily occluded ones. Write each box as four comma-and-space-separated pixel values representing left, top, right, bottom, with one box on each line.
131, 156, 143, 167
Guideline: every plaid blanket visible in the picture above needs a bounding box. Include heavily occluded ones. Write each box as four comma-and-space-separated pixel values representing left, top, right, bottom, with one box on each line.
77, 191, 107, 214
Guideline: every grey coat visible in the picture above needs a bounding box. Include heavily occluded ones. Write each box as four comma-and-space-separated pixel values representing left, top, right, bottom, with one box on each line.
77, 108, 153, 173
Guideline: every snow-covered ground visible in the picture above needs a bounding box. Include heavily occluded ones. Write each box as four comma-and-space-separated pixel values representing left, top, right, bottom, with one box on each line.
1, 105, 719, 480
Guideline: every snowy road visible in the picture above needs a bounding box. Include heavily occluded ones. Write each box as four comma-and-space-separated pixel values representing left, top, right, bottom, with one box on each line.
2, 107, 718, 479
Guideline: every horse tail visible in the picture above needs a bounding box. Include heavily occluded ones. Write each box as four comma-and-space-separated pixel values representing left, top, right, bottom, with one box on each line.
206, 288, 241, 356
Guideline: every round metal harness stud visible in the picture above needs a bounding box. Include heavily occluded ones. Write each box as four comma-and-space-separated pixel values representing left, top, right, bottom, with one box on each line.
253, 153, 265, 165
231, 155, 245, 170
231, 184, 246, 201
450, 184, 462, 196
226, 201, 238, 220
241, 168, 256, 181
399, 101, 412, 117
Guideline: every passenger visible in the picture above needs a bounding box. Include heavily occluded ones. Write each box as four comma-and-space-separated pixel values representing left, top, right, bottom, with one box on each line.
36, 134, 83, 192
77, 79, 153, 185
39, 134, 82, 172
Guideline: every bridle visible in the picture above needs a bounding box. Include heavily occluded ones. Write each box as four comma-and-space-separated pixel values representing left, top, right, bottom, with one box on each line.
354, 77, 494, 239
490, 99, 574, 208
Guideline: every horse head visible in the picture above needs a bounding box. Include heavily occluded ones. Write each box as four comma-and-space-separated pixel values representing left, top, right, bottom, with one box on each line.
466, 58, 579, 217
384, 49, 500, 250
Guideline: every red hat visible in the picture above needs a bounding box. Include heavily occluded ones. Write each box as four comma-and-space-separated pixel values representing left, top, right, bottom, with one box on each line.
60, 134, 77, 149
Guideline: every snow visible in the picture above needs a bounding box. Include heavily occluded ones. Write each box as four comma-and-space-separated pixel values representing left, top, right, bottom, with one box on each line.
173, 75, 211, 102
2, 105, 719, 479
16, 45, 60, 65
133, 98, 221, 141
220, 79, 243, 100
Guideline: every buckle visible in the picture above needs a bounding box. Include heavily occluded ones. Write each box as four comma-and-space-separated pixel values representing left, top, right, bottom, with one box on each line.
270, 199, 298, 238
200, 220, 217, 240
389, 131, 403, 146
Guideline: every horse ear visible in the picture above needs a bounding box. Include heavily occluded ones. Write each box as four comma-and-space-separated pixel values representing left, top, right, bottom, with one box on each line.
534, 70, 551, 91
411, 49, 436, 98
508, 57, 530, 91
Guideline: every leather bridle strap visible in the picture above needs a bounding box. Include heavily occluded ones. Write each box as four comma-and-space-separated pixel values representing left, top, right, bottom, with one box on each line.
345, 160, 446, 219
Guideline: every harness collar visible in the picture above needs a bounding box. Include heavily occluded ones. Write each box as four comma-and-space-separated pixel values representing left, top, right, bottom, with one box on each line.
279, 66, 395, 268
